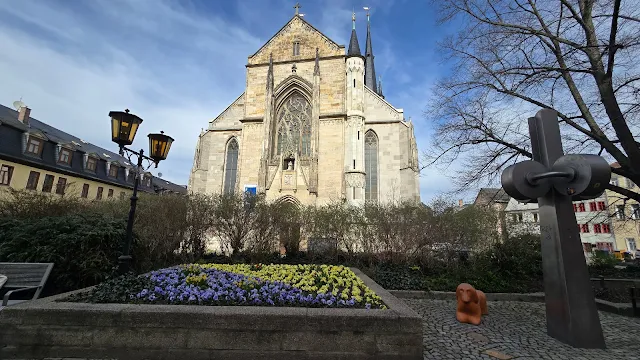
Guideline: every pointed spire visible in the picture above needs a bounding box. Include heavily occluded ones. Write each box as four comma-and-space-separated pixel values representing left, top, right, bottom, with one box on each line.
266, 53, 274, 89
377, 76, 384, 99
314, 48, 320, 75
364, 8, 377, 92
347, 11, 361, 57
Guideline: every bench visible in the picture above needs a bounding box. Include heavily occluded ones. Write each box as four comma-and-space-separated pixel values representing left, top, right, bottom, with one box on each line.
0, 262, 54, 307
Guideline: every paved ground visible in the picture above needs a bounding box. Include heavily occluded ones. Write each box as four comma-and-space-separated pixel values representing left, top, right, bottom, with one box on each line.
405, 299, 640, 360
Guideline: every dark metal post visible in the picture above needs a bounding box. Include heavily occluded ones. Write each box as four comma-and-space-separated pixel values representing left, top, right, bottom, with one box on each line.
118, 149, 144, 275
530, 109, 605, 348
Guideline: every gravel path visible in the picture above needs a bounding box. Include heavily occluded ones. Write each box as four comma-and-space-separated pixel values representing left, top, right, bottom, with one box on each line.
405, 299, 640, 360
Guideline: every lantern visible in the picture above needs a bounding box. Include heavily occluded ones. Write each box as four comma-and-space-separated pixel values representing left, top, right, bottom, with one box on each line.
109, 109, 143, 147
148, 131, 174, 163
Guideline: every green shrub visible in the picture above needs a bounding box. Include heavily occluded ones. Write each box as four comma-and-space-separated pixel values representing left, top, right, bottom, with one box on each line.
66, 273, 154, 303
0, 213, 128, 294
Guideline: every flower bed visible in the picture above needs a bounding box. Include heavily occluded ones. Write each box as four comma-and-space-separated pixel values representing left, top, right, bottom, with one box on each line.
73, 264, 386, 309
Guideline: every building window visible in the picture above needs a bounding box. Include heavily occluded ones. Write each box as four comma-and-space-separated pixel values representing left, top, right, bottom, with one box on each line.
602, 224, 611, 233
55, 177, 67, 195
610, 177, 618, 186
81, 184, 89, 198
573, 204, 577, 212
109, 165, 119, 177
127, 171, 135, 183
26, 136, 43, 156
223, 138, 239, 195
632, 204, 640, 220
627, 238, 637, 253
108, 189, 114, 198
120, 191, 126, 200
0, 165, 14, 186
532, 212, 538, 222
581, 224, 589, 233
364, 131, 378, 202
275, 93, 312, 157
578, 203, 585, 212
293, 41, 300, 56
597, 201, 606, 211
96, 187, 103, 200
42, 174, 54, 192
616, 205, 625, 219
583, 243, 592, 253
593, 224, 602, 233
86, 157, 97, 172
596, 242, 613, 252
589, 202, 597, 211
25, 171, 40, 190
146, 176, 152, 187
58, 148, 72, 165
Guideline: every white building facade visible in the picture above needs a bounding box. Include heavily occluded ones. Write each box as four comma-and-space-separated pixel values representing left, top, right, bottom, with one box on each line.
504, 195, 615, 260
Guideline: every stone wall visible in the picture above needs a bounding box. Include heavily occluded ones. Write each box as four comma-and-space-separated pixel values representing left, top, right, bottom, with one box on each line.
0, 269, 422, 360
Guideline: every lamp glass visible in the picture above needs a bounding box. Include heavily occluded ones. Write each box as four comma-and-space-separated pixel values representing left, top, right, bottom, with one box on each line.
148, 132, 174, 162
109, 111, 143, 146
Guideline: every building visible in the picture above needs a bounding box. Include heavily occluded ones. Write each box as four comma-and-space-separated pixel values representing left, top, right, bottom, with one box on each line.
504, 195, 616, 260
0, 103, 185, 199
473, 188, 510, 238
607, 162, 639, 256
189, 9, 420, 206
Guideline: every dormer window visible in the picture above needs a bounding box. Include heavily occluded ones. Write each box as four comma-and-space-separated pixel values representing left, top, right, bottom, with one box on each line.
26, 136, 43, 156
293, 41, 300, 56
58, 148, 72, 165
86, 157, 97, 172
109, 164, 119, 177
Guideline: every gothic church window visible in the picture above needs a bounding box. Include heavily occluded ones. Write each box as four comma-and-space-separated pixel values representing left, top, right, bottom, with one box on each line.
276, 93, 311, 157
365, 131, 378, 201
223, 138, 239, 195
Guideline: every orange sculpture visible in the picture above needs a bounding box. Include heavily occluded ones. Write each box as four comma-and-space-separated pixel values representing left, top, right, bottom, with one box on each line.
456, 283, 488, 325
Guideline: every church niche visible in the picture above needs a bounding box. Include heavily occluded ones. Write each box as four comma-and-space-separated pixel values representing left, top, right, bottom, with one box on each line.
274, 92, 311, 160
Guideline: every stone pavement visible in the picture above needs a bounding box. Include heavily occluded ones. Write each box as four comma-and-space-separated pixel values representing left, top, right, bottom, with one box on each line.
405, 299, 640, 360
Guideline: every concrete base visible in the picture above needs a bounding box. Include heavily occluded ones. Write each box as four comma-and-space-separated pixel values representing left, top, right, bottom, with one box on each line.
0, 268, 422, 360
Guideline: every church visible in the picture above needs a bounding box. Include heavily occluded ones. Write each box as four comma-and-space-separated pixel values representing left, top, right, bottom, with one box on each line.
189, 7, 420, 206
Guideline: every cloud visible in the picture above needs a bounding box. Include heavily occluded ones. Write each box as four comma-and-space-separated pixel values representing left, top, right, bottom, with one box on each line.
0, 0, 263, 186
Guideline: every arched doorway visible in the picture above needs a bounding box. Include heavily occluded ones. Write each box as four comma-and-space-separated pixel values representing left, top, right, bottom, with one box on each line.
273, 196, 302, 256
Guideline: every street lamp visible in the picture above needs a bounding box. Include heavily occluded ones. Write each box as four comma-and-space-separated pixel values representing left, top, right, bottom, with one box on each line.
109, 109, 174, 275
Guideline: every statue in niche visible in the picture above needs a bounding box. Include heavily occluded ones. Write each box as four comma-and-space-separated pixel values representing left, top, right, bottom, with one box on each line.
287, 161, 294, 170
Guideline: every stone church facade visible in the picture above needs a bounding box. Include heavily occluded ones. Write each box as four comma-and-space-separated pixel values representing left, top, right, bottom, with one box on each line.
189, 11, 420, 206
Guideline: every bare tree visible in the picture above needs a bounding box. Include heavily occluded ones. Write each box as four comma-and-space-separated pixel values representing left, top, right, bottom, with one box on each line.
426, 0, 640, 202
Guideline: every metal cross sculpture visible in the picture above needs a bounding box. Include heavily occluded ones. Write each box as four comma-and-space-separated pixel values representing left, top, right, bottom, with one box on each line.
501, 109, 609, 349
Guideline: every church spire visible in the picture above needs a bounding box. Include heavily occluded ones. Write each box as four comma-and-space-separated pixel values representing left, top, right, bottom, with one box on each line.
347, 11, 361, 57
364, 7, 377, 93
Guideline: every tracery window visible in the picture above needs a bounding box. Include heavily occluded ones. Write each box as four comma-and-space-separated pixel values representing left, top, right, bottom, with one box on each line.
275, 93, 311, 157
365, 131, 378, 201
223, 138, 239, 195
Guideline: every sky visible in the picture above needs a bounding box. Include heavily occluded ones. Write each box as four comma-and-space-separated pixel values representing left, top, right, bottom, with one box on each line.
0, 0, 465, 204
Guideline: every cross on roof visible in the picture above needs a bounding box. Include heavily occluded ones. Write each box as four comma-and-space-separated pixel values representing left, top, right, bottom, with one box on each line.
294, 2, 301, 15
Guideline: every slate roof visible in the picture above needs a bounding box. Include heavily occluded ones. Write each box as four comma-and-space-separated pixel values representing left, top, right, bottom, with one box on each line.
152, 176, 187, 195
473, 188, 511, 206
0, 104, 186, 194
347, 28, 362, 57
364, 18, 377, 93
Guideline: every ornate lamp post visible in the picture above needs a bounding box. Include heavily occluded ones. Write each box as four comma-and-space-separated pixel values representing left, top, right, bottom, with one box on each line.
501, 109, 608, 349
109, 109, 174, 275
